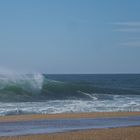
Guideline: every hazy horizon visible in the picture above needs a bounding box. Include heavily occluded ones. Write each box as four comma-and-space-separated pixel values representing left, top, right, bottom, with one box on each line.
0, 0, 140, 74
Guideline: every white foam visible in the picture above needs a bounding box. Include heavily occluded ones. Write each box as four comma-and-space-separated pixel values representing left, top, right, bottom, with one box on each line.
77, 91, 98, 100
0, 73, 44, 91
0, 94, 140, 115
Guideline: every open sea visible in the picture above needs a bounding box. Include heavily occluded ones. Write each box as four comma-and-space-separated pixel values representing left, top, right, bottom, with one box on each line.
0, 74, 140, 115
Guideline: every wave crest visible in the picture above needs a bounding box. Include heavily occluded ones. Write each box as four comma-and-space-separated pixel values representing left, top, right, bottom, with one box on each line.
0, 73, 44, 91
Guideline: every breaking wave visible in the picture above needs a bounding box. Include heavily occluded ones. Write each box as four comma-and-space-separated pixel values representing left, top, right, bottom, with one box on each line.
0, 74, 140, 102
0, 73, 44, 101
0, 74, 140, 115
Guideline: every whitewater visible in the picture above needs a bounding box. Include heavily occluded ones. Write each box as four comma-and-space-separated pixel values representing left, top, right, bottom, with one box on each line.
0, 74, 140, 115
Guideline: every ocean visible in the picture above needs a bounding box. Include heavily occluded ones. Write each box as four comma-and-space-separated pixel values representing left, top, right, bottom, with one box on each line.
0, 74, 140, 115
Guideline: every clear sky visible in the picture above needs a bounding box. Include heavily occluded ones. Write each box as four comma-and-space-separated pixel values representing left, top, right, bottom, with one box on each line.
0, 0, 140, 74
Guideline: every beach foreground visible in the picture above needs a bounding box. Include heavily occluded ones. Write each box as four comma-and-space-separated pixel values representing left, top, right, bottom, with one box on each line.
0, 127, 140, 140
0, 112, 140, 140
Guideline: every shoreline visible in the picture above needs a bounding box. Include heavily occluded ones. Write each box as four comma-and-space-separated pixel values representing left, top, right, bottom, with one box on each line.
0, 111, 140, 122
0, 112, 140, 140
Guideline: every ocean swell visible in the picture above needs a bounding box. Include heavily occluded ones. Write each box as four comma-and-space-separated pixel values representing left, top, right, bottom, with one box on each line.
0, 74, 140, 102
0, 74, 140, 115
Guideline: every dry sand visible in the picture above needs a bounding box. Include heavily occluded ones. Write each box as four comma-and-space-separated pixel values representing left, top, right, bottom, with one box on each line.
0, 112, 140, 140
0, 127, 140, 140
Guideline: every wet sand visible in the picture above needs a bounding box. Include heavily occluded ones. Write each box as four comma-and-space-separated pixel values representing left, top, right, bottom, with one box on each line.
0, 112, 140, 122
1, 116, 140, 136
0, 112, 140, 140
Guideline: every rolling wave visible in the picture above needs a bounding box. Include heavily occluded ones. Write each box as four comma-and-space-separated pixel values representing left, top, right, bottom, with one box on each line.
0, 74, 139, 102
0, 73, 44, 101
0, 74, 140, 115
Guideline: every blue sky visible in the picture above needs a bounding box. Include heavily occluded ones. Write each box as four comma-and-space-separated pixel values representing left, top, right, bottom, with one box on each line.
0, 0, 140, 74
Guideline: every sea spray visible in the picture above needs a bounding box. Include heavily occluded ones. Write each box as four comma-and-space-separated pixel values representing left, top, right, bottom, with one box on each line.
0, 73, 44, 91
0, 73, 45, 102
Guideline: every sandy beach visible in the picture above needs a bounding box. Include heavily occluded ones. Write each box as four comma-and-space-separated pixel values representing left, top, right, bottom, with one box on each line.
0, 112, 140, 140
0, 126, 139, 140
